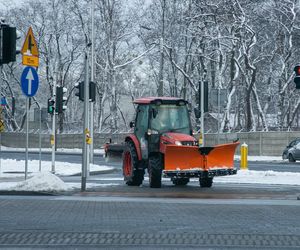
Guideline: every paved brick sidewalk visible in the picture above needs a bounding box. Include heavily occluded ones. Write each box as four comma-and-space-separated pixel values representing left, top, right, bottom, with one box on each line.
0, 196, 300, 248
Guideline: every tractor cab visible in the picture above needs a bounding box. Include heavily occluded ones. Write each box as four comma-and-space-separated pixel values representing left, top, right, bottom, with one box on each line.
132, 97, 197, 159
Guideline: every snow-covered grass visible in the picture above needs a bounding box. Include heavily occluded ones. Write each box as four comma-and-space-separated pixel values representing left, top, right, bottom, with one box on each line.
214, 170, 300, 186
0, 159, 113, 177
0, 158, 114, 192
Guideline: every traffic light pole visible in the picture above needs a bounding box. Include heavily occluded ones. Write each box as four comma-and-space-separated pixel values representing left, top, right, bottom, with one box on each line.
82, 53, 90, 191
89, 0, 95, 165
51, 80, 57, 173
217, 87, 220, 144
201, 80, 205, 147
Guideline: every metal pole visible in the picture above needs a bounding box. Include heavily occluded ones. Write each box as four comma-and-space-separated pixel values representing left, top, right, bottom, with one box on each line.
158, 0, 165, 96
39, 107, 42, 171
89, 0, 95, 165
25, 97, 29, 180
158, 37, 164, 96
0, 107, 2, 175
51, 81, 57, 173
217, 87, 220, 144
82, 53, 89, 192
0, 132, 1, 176
201, 80, 205, 147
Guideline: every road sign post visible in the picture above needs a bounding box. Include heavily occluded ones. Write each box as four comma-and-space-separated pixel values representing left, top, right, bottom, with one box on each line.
25, 98, 29, 179
21, 66, 39, 179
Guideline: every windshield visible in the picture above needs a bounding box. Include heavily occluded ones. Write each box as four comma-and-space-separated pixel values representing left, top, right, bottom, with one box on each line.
150, 104, 191, 134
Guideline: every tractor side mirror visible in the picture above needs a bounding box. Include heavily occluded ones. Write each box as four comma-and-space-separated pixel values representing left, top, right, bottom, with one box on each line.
149, 107, 158, 119
153, 108, 158, 118
194, 108, 201, 119
187, 103, 192, 112
129, 121, 135, 128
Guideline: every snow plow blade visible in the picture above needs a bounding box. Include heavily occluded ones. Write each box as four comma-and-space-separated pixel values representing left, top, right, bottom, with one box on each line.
164, 142, 239, 171
104, 143, 124, 163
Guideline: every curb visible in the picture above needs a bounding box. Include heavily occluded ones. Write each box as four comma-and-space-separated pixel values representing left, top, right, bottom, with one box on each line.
0, 191, 60, 196
69, 167, 119, 176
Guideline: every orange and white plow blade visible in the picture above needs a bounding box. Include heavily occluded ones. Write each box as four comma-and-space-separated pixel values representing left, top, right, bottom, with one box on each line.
164, 142, 239, 171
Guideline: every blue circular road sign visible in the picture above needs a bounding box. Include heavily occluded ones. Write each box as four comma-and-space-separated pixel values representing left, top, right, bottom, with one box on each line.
21, 66, 39, 97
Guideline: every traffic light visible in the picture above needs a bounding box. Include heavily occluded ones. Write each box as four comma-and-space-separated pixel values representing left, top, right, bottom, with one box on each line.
47, 98, 55, 115
294, 65, 300, 89
75, 81, 96, 102
56, 86, 67, 113
0, 24, 16, 65
75, 81, 84, 101
89, 81, 96, 102
195, 81, 208, 116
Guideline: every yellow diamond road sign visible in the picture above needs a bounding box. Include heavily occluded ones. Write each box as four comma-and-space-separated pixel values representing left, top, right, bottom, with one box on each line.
21, 27, 39, 67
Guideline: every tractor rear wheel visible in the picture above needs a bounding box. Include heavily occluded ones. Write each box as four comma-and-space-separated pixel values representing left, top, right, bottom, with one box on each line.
148, 154, 162, 188
172, 177, 189, 186
122, 141, 144, 186
199, 177, 213, 188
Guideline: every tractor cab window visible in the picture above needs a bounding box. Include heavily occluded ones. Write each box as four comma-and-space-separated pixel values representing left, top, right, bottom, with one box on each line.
150, 104, 190, 134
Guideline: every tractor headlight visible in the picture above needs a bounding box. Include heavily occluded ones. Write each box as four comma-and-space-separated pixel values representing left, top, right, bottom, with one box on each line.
175, 141, 182, 146
147, 129, 159, 135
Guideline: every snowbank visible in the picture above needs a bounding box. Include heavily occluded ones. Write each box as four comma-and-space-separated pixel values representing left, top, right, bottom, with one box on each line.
1, 172, 69, 192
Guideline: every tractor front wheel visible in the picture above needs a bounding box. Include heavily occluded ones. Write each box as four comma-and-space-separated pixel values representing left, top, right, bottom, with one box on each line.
148, 154, 162, 188
199, 177, 213, 188
122, 141, 144, 186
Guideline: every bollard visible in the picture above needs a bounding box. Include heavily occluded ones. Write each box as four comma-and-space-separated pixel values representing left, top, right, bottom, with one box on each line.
240, 142, 248, 170
198, 133, 203, 147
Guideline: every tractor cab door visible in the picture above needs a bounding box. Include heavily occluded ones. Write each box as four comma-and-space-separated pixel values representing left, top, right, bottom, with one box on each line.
134, 105, 149, 159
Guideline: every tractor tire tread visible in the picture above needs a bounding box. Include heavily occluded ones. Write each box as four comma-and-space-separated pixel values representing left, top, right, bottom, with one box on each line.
148, 155, 162, 188
123, 141, 144, 186
199, 177, 213, 188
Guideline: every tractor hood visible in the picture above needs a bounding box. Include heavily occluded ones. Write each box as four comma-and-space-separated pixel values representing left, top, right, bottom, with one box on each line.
161, 132, 197, 145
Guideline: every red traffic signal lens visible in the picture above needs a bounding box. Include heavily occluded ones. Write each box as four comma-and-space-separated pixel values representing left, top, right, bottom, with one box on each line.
294, 65, 300, 75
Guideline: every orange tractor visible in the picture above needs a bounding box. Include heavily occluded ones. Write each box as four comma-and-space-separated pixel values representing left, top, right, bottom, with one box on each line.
105, 97, 239, 188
